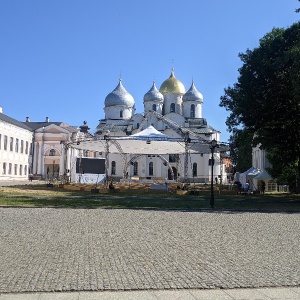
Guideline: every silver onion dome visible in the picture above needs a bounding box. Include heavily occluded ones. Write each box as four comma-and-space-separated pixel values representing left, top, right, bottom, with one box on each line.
182, 81, 203, 102
143, 81, 164, 103
105, 80, 135, 107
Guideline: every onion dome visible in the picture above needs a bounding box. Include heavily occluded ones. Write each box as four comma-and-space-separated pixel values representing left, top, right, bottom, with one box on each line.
159, 68, 186, 94
105, 79, 135, 107
143, 81, 164, 103
183, 81, 203, 102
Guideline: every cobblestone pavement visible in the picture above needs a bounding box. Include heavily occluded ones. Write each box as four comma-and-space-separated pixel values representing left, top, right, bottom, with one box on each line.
0, 208, 299, 293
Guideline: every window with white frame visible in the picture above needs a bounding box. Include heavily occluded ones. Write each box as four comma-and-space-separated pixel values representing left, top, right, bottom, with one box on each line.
170, 103, 175, 113
190, 104, 195, 118
133, 162, 138, 176
49, 149, 56, 156
21, 140, 24, 153
111, 161, 116, 175
15, 138, 19, 153
4, 135, 7, 150
10, 137, 13, 151
149, 162, 153, 176
192, 162, 197, 177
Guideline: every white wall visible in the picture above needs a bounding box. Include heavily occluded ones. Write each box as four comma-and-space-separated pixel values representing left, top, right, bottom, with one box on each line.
0, 120, 33, 181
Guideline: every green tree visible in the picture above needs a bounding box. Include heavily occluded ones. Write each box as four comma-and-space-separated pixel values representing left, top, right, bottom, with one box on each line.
220, 22, 300, 190
229, 129, 252, 173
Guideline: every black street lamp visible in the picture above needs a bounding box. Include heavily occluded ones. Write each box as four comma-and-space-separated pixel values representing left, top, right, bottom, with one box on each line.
210, 139, 218, 208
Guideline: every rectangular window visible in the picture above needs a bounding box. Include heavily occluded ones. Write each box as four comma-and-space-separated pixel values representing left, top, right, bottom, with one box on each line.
21, 140, 24, 153
20, 165, 23, 176
2, 163, 6, 175
133, 162, 138, 176
10, 137, 13, 151
8, 163, 12, 175
111, 161, 116, 175
192, 163, 197, 177
208, 159, 215, 166
25, 141, 29, 154
14, 164, 18, 175
4, 135, 7, 150
24, 165, 27, 175
149, 162, 153, 176
169, 154, 178, 163
15, 138, 19, 152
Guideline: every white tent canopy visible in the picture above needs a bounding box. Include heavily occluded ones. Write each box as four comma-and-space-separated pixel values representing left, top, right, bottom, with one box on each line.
238, 167, 262, 185
254, 170, 272, 179
69, 125, 214, 155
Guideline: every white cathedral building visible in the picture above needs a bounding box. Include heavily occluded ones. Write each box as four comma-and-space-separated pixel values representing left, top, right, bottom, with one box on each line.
93, 69, 226, 183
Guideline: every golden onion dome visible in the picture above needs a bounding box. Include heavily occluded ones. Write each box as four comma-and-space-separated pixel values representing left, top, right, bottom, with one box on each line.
159, 68, 186, 94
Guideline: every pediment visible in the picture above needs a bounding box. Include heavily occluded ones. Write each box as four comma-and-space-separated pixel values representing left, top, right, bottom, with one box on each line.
36, 124, 71, 134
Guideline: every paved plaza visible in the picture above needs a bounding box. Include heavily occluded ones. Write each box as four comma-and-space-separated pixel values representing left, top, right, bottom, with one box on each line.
0, 207, 299, 296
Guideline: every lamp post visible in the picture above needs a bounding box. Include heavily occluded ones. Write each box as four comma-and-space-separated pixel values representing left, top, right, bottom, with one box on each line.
210, 139, 218, 208
53, 160, 55, 181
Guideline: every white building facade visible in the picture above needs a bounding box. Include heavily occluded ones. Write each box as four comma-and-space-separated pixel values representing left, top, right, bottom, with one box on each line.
95, 69, 226, 183
0, 107, 33, 181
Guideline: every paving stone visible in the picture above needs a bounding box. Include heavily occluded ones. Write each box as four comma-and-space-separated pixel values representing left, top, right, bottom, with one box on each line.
0, 208, 299, 293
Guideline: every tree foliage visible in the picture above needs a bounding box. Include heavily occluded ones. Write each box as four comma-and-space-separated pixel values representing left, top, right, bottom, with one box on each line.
220, 22, 300, 189
229, 129, 252, 172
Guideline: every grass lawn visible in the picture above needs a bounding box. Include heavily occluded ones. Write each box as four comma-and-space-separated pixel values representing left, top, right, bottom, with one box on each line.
0, 184, 299, 212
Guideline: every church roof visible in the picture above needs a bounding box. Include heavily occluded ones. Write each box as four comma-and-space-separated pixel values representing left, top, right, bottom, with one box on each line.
105, 80, 135, 108
23, 121, 78, 133
0, 112, 32, 131
183, 81, 203, 102
159, 69, 186, 94
143, 82, 164, 103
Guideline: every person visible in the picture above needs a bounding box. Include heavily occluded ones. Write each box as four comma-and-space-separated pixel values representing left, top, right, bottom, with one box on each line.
236, 181, 242, 194
29, 174, 33, 182
165, 180, 169, 193
260, 181, 266, 194
215, 177, 218, 184
244, 181, 250, 193
109, 181, 115, 190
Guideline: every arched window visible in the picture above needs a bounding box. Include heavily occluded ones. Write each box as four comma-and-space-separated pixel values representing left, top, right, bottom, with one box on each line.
120, 110, 123, 118
84, 150, 89, 157
49, 149, 56, 156
149, 162, 153, 176
133, 162, 138, 176
111, 161, 116, 175
152, 104, 156, 111
170, 103, 175, 113
190, 104, 195, 118
192, 162, 197, 177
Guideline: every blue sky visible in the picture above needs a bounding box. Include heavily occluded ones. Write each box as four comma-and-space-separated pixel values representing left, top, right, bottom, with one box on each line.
0, 0, 299, 142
